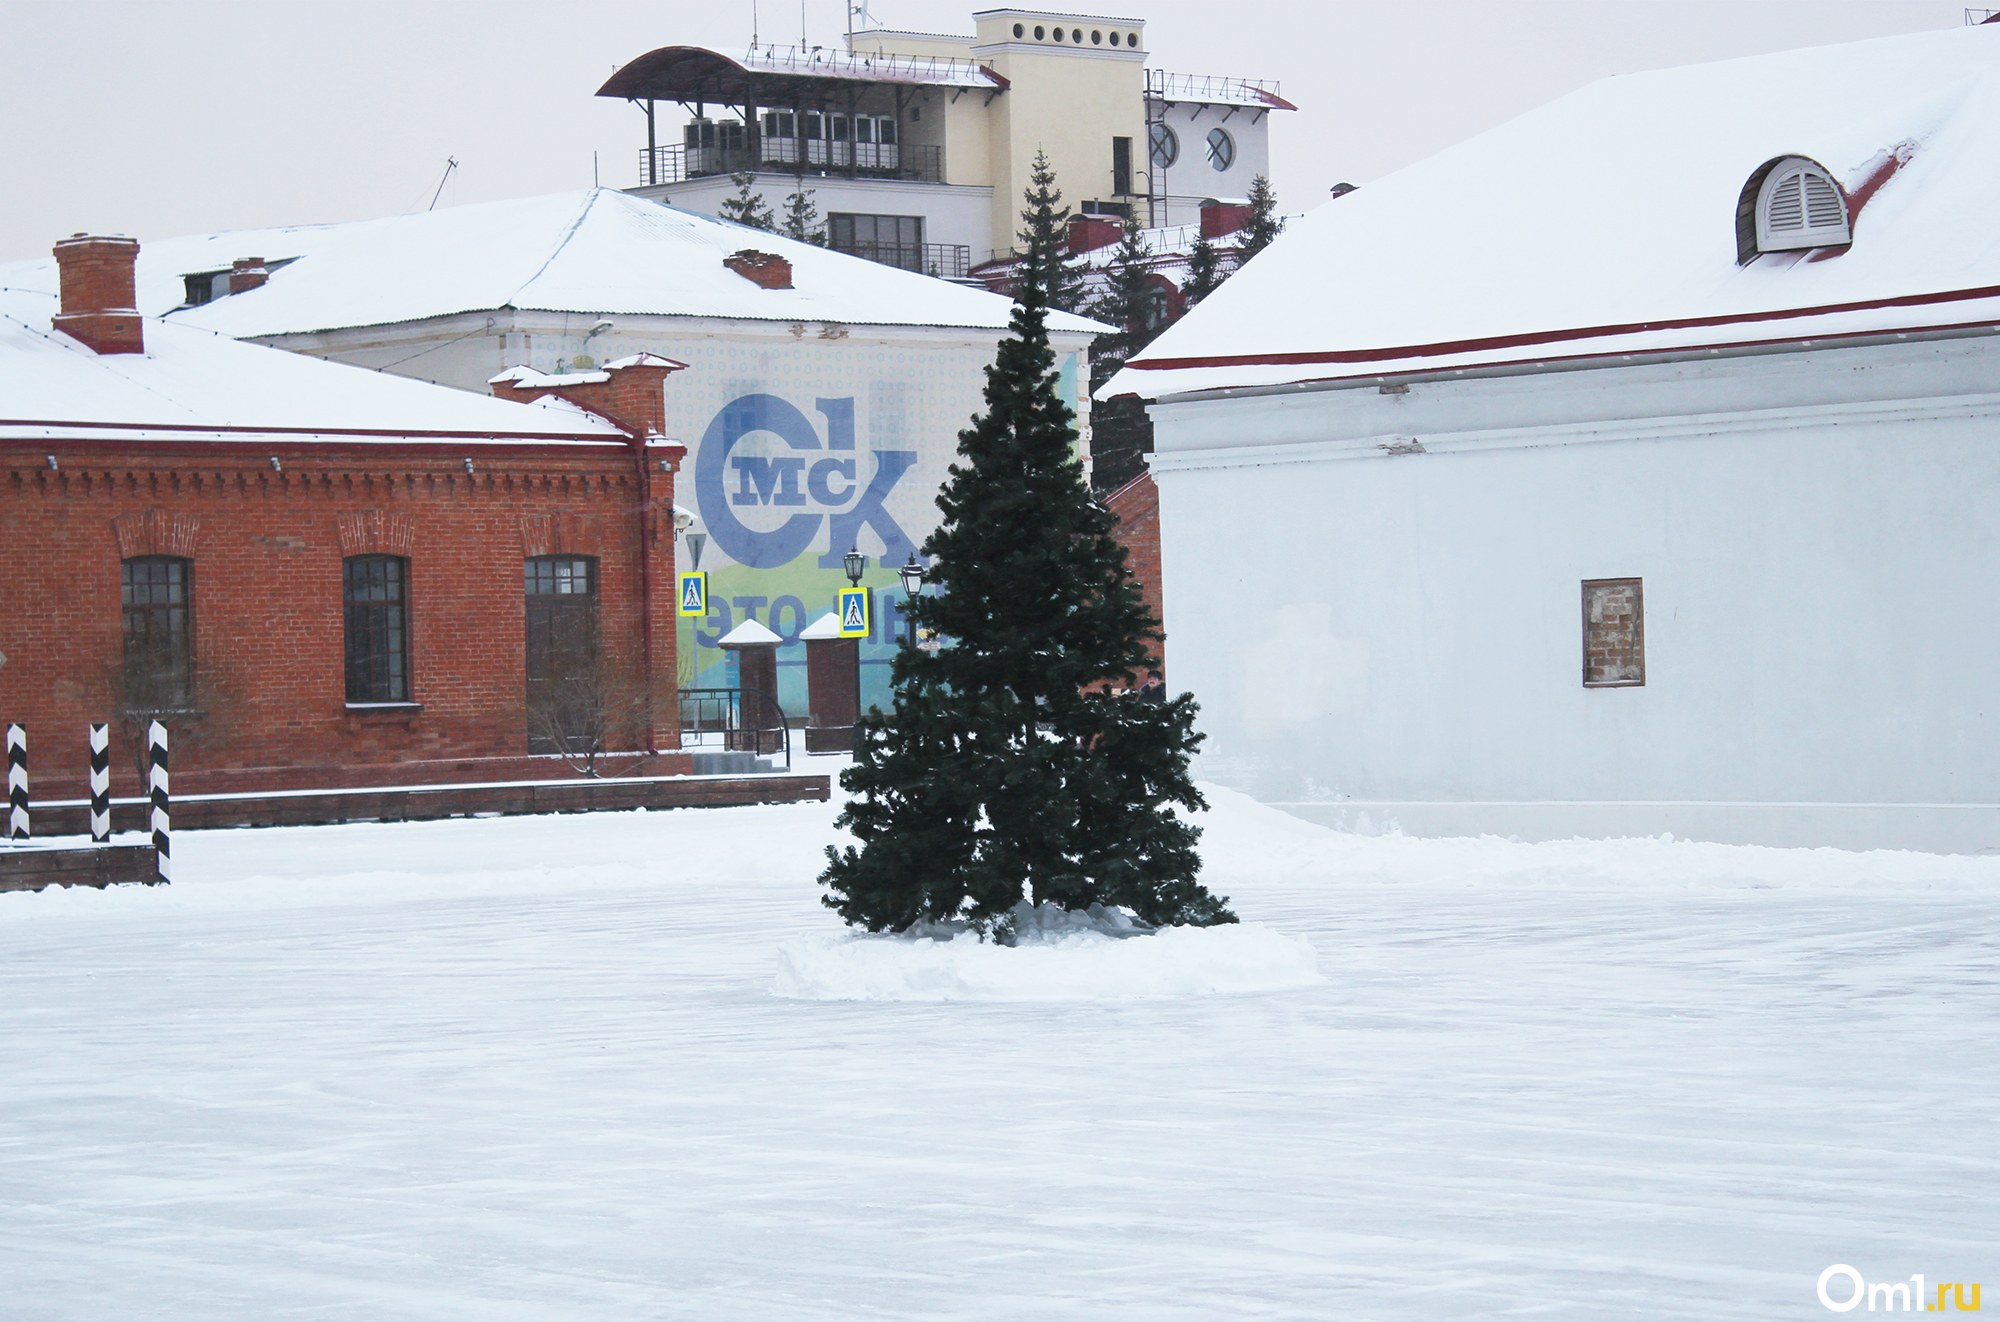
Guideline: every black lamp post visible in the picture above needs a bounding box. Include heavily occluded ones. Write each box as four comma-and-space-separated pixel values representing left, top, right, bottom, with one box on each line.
897, 552, 923, 647
842, 547, 865, 706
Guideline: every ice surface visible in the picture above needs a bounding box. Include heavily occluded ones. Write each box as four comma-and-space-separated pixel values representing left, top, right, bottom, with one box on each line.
772, 914, 1324, 1001
0, 782, 1994, 1319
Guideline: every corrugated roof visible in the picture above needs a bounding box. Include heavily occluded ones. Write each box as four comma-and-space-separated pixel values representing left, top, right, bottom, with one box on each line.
0, 286, 625, 444
0, 189, 1107, 340
1107, 24, 2000, 399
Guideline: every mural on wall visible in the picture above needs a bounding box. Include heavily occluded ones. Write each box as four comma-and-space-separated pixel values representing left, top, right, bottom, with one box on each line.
639, 336, 1084, 719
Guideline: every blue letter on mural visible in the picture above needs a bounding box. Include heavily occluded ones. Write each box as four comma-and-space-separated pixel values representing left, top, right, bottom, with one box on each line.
698, 393, 920, 570
818, 451, 919, 568
696, 394, 822, 567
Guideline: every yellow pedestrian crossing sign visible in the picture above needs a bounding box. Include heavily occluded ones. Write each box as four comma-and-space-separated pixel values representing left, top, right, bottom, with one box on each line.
677, 571, 708, 617
838, 587, 870, 638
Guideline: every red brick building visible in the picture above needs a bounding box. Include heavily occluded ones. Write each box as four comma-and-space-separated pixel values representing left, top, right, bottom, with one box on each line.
1, 236, 689, 801
1104, 470, 1163, 673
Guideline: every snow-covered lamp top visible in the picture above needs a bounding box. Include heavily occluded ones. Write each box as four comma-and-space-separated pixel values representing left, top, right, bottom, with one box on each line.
798, 612, 845, 641
717, 618, 783, 648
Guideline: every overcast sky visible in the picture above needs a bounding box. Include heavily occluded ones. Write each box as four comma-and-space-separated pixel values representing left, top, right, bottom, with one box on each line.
0, 0, 1973, 263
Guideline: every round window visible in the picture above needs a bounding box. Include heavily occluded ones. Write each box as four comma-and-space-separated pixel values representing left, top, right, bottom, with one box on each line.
1149, 122, 1179, 169
1091, 29, 1101, 43
1013, 22, 1023, 36
1071, 28, 1082, 42
1205, 127, 1235, 172
1033, 24, 1044, 38
1052, 25, 1062, 40
1109, 30, 1120, 44
1127, 32, 1139, 45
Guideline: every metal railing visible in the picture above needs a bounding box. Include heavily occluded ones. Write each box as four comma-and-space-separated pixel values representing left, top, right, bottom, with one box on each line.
1144, 68, 1285, 106
736, 42, 993, 88
641, 142, 944, 187
832, 239, 971, 278
678, 686, 792, 769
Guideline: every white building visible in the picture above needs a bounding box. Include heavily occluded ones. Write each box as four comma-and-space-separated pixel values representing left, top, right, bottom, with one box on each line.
0, 188, 1104, 718
600, 8, 1291, 273
1105, 21, 2000, 852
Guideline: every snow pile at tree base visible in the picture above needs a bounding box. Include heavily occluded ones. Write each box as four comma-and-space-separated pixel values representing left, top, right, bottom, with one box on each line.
772, 914, 1323, 1002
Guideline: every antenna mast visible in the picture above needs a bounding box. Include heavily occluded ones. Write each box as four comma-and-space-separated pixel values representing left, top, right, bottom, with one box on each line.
427, 157, 459, 211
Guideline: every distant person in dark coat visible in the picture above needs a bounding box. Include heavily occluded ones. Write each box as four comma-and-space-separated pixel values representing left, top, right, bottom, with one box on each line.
1137, 669, 1166, 705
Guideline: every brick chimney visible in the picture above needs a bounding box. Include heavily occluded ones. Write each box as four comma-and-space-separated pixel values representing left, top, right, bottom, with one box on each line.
52, 234, 143, 354
1068, 215, 1124, 255
489, 353, 690, 441
1199, 199, 1254, 239
230, 257, 269, 293
724, 250, 793, 290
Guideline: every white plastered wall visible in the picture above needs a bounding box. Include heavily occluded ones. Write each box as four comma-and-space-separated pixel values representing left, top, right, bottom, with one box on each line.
1148, 334, 2000, 852
1148, 99, 1273, 228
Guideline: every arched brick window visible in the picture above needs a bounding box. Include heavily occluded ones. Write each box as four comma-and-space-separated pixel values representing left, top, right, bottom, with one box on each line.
343, 555, 410, 703
121, 556, 194, 711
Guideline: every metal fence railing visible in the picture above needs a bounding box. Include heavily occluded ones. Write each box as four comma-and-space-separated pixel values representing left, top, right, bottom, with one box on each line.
831, 240, 971, 278
641, 142, 944, 187
1144, 68, 1285, 106
678, 687, 791, 769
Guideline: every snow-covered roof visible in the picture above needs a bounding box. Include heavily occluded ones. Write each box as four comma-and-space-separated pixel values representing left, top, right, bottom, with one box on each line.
0, 286, 627, 446
598, 43, 1000, 100
1109, 24, 2000, 400
0, 189, 1105, 340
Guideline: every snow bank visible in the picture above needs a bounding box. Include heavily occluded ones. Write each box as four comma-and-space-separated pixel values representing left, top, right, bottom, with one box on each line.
771, 919, 1323, 1002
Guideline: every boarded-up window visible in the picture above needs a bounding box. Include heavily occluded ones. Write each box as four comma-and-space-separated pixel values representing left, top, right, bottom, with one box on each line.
525, 556, 600, 755
1582, 579, 1644, 687
121, 556, 194, 711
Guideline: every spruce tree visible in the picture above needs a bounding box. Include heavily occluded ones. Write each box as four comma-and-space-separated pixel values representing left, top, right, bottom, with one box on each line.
1182, 230, 1225, 306
718, 172, 776, 231
819, 174, 1234, 937
1238, 173, 1285, 261
1014, 149, 1087, 313
781, 173, 825, 245
1088, 219, 1163, 381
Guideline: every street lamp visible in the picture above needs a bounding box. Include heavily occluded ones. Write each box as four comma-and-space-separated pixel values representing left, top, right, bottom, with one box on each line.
897, 552, 924, 647
841, 546, 866, 711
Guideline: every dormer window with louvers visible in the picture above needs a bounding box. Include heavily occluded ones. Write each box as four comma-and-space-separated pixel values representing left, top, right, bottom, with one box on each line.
1736, 155, 1851, 263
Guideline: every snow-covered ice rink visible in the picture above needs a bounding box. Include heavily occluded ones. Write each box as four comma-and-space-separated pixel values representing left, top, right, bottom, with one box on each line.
2, 781, 1993, 1319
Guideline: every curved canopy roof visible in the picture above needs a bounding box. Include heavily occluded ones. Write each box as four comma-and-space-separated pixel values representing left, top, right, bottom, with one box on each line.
597, 44, 998, 106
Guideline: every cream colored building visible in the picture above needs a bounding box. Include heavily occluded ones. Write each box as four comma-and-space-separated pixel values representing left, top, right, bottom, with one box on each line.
600, 8, 1291, 276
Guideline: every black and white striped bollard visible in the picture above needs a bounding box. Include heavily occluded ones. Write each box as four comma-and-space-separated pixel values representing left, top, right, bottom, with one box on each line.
6, 723, 25, 842
89, 723, 111, 844
147, 720, 170, 883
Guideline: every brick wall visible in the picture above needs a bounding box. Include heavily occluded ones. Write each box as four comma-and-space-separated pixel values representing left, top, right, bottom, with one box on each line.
0, 443, 687, 797
1105, 470, 1163, 670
